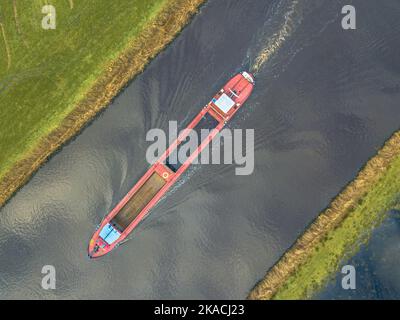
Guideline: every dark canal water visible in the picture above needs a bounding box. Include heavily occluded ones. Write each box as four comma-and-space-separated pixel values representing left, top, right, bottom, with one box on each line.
1, 0, 400, 298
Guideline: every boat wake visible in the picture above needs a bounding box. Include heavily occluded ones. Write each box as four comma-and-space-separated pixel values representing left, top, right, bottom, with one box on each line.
248, 0, 302, 75
248, 0, 339, 77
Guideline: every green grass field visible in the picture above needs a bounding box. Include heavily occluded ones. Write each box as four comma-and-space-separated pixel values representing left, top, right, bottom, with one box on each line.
0, 0, 168, 181
273, 153, 400, 299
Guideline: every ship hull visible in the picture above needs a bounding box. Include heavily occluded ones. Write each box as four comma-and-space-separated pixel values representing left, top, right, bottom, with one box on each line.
88, 72, 254, 258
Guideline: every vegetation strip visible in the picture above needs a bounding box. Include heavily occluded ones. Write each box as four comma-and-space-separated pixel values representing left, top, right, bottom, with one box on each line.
248, 130, 400, 299
0, 0, 206, 207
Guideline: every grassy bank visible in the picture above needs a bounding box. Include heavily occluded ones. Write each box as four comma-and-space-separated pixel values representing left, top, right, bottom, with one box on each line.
0, 0, 205, 207
249, 131, 400, 300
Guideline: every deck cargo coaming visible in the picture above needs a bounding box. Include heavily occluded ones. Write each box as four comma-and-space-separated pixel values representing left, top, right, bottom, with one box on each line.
88, 72, 254, 258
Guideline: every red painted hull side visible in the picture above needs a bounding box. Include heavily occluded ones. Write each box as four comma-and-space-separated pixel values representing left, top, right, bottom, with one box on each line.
88, 72, 254, 258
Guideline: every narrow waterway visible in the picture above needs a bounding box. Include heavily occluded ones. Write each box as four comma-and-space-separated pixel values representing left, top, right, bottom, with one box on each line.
1, 0, 400, 298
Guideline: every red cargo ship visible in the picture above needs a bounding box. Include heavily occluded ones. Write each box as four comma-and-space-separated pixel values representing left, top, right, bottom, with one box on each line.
88, 72, 254, 258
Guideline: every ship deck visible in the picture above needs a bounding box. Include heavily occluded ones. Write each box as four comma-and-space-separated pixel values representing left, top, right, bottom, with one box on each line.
165, 112, 219, 172
111, 172, 166, 231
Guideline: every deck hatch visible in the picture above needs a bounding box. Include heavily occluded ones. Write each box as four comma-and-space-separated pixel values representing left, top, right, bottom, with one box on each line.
111, 172, 166, 230
99, 223, 121, 245
214, 93, 235, 113
165, 113, 219, 172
